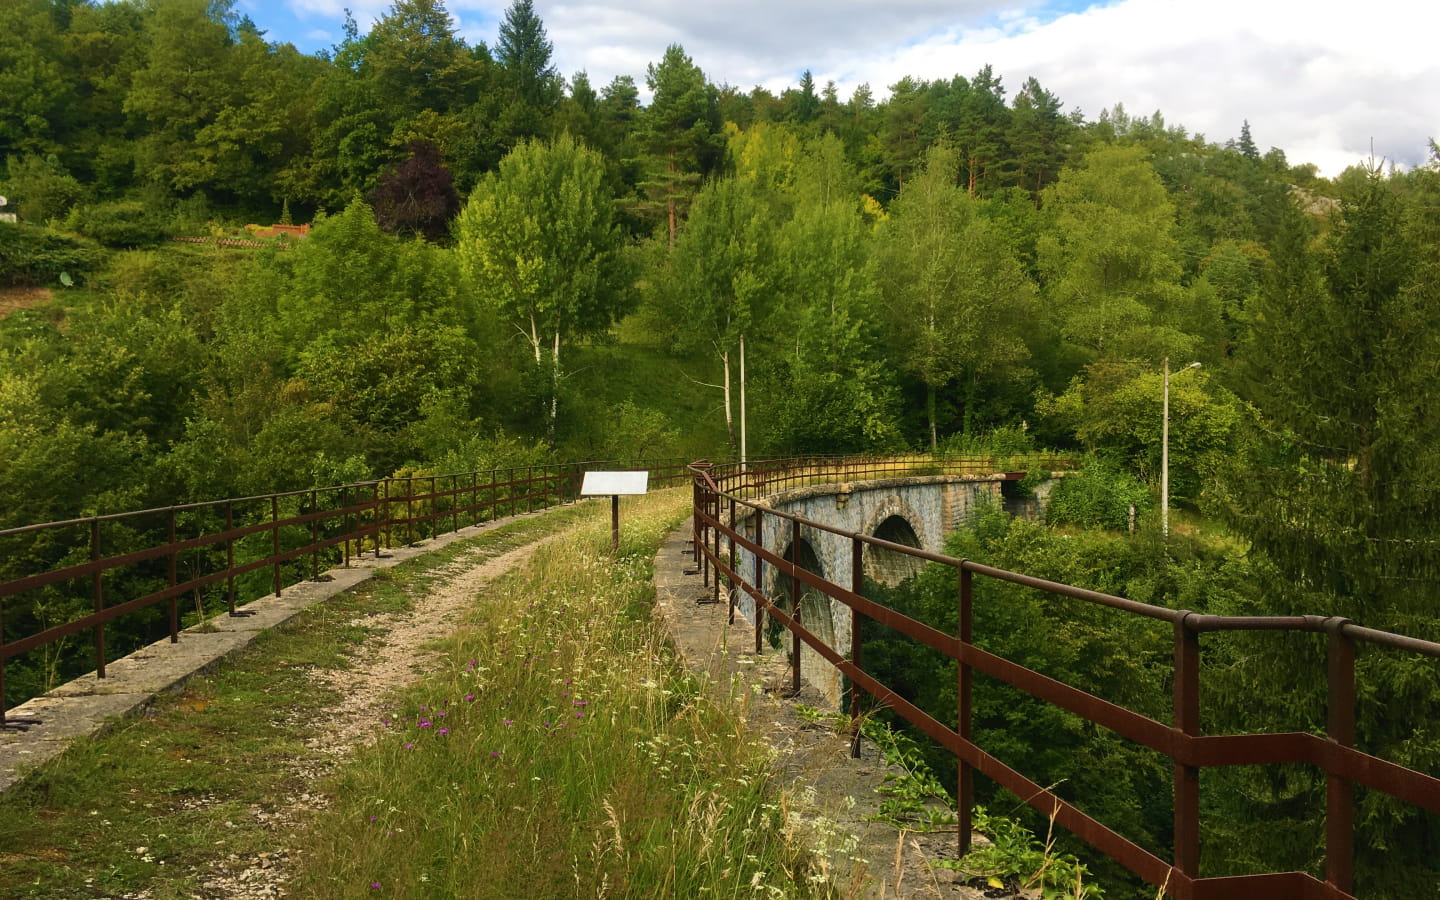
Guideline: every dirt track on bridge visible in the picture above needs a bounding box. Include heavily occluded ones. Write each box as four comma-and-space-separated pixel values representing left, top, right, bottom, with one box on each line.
140, 523, 566, 900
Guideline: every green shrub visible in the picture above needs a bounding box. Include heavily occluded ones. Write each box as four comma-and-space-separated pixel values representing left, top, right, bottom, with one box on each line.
1044, 461, 1151, 531
1, 154, 85, 222
67, 200, 168, 248
0, 221, 103, 287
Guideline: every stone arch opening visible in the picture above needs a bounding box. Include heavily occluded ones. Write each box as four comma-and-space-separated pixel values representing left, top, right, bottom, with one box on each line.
770, 538, 835, 653
865, 515, 924, 585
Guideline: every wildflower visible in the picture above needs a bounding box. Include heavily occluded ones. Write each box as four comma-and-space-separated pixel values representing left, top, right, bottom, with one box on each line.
371, 882, 381, 889
465, 694, 475, 702
405, 742, 415, 749
438, 728, 450, 736
491, 751, 500, 757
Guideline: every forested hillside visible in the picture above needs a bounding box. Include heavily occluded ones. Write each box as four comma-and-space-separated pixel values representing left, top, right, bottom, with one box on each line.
4, 0, 1440, 892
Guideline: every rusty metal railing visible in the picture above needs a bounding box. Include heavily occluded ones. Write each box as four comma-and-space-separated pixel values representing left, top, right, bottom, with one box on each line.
689, 461, 1440, 900
0, 457, 695, 724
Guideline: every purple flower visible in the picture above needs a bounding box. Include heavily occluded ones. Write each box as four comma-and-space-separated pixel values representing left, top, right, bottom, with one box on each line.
465, 694, 475, 702
575, 712, 584, 718
491, 750, 500, 757
419, 720, 432, 728
503, 719, 513, 726
438, 728, 449, 736
371, 882, 381, 889
404, 742, 415, 749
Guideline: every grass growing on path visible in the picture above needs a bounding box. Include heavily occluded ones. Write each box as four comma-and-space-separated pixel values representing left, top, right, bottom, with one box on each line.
0, 505, 589, 899
289, 489, 829, 898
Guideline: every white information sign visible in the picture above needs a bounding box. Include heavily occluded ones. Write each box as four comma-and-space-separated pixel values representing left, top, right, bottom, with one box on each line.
580, 470, 649, 496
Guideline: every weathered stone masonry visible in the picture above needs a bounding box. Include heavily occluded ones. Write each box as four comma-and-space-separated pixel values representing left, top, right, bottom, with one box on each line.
726, 475, 1012, 708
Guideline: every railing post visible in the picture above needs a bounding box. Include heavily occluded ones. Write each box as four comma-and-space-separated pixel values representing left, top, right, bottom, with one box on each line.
1325, 618, 1356, 895
342, 486, 351, 568
167, 508, 178, 642
226, 502, 237, 613
92, 518, 105, 678
309, 489, 319, 580
383, 480, 392, 551
754, 508, 765, 655
692, 477, 701, 565
957, 565, 974, 856
791, 517, 802, 695
0, 595, 6, 725
711, 492, 721, 604
272, 496, 282, 597
451, 475, 459, 534
509, 468, 517, 518
727, 495, 737, 625
850, 534, 864, 757
1173, 612, 1201, 891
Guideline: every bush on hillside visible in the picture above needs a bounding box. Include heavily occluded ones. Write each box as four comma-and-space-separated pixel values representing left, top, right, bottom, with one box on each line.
67, 200, 168, 248
0, 221, 103, 287
1044, 461, 1152, 530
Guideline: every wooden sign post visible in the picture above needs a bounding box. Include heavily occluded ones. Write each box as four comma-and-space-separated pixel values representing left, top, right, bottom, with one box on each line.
580, 471, 649, 554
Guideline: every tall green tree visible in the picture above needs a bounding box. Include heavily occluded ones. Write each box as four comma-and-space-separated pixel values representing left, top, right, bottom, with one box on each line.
124, 0, 235, 192
454, 135, 631, 441
495, 0, 560, 110
0, 0, 76, 161
657, 175, 776, 450
1037, 144, 1191, 365
876, 145, 1036, 447
764, 135, 900, 452
632, 44, 722, 245
1006, 76, 1071, 202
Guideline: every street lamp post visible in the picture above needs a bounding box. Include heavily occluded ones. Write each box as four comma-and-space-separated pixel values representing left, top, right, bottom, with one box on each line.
1162, 358, 1201, 537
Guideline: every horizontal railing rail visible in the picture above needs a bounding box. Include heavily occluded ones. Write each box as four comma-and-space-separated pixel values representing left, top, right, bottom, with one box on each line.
0, 457, 697, 723
688, 461, 1440, 900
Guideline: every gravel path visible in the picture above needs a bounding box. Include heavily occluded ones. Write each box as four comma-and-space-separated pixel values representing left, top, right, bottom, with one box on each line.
174, 531, 560, 900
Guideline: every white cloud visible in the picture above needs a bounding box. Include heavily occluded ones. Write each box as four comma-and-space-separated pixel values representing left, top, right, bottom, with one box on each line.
262, 0, 1439, 173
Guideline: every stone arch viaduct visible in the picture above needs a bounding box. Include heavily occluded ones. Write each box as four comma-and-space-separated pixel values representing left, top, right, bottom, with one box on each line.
727, 474, 1044, 706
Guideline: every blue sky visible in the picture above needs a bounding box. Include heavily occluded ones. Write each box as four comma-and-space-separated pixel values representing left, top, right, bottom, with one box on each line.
236, 0, 1439, 174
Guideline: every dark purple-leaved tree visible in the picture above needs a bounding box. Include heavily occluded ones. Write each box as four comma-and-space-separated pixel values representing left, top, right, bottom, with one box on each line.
372, 140, 460, 241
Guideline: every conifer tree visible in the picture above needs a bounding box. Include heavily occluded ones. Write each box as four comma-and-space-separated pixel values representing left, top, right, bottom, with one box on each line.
631, 44, 721, 245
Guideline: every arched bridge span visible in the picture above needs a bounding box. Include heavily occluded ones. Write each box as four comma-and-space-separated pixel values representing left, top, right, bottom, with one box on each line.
728, 473, 1022, 706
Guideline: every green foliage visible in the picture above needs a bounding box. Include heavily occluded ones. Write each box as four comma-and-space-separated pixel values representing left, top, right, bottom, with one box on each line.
1037, 360, 1239, 501
631, 44, 723, 243
1, 154, 86, 222
939, 806, 1104, 899
66, 200, 167, 248
875, 143, 1037, 446
1038, 144, 1191, 365
1043, 461, 1152, 530
861, 719, 957, 830
0, 221, 102, 287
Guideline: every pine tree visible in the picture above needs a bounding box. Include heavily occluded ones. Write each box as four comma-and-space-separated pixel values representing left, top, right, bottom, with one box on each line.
1237, 119, 1259, 159
630, 44, 721, 245
495, 0, 559, 109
